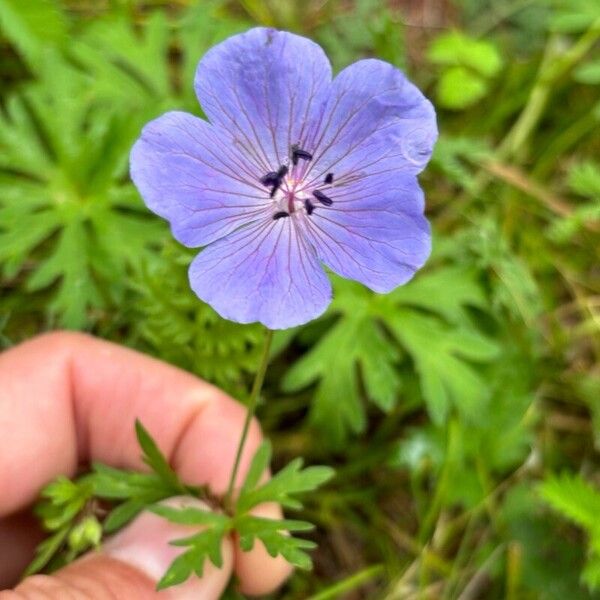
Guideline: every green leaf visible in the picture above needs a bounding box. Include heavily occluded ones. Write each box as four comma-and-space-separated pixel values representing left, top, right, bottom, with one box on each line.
574, 59, 600, 84
387, 309, 499, 424
157, 522, 231, 590
0, 54, 164, 327
540, 473, 600, 591
437, 67, 488, 110
548, 0, 600, 33
428, 31, 503, 77
23, 526, 69, 577
91, 463, 165, 499
236, 455, 334, 514
0, 0, 67, 69
568, 161, 600, 198
389, 265, 487, 324
285, 268, 498, 443
582, 557, 600, 590
236, 515, 317, 570
540, 473, 600, 531
103, 500, 148, 534
27, 219, 101, 329
70, 12, 172, 104
135, 420, 185, 494
240, 441, 272, 497
284, 284, 402, 446
150, 505, 229, 528
36, 476, 94, 531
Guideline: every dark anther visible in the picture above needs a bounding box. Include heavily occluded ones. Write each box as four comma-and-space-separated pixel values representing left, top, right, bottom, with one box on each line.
324, 173, 334, 184
260, 165, 288, 187
304, 199, 315, 215
260, 171, 280, 186
262, 164, 289, 197
291, 143, 313, 166
273, 211, 290, 220
313, 189, 333, 206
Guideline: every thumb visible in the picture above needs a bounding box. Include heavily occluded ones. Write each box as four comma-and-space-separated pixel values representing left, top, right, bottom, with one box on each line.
4, 500, 234, 600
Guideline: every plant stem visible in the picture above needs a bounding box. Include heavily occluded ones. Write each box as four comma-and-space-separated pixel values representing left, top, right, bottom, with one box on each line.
225, 327, 274, 507
305, 564, 385, 600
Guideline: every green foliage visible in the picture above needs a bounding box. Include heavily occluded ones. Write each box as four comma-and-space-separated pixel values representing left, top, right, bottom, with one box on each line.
148, 439, 332, 589
25, 476, 96, 575
540, 473, 600, 589
3, 1, 600, 598
431, 135, 492, 193
28, 428, 333, 590
0, 1, 249, 329
132, 245, 264, 397
237, 441, 334, 513
0, 53, 164, 327
428, 31, 503, 109
548, 161, 600, 243
0, 0, 67, 69
574, 59, 600, 84
150, 505, 232, 588
548, 0, 600, 33
316, 0, 406, 71
284, 266, 499, 446
26, 422, 191, 573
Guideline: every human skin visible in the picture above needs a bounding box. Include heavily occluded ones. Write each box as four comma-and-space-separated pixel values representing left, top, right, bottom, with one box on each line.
0, 331, 292, 599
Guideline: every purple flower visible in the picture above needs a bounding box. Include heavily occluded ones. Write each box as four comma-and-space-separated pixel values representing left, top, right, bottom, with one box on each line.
130, 28, 437, 329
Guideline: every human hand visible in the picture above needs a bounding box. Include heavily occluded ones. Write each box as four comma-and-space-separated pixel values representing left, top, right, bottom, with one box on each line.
0, 332, 292, 599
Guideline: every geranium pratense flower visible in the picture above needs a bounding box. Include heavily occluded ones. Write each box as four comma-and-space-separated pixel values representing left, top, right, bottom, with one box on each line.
130, 28, 437, 329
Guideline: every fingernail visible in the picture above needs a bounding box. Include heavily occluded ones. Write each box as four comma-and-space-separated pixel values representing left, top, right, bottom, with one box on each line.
103, 498, 233, 599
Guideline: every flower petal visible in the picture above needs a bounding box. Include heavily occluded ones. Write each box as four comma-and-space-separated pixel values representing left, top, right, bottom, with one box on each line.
130, 111, 271, 247
195, 28, 332, 173
299, 59, 437, 189
189, 219, 332, 329
303, 172, 431, 293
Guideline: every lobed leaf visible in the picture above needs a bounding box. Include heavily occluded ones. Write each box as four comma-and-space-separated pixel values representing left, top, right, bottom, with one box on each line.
237, 446, 334, 514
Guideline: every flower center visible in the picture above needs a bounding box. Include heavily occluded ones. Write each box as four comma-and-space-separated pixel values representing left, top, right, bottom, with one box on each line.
259, 145, 335, 221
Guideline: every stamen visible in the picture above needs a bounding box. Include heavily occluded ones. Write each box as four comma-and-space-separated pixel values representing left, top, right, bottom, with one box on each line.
313, 189, 333, 206
324, 173, 334, 184
260, 171, 279, 186
304, 199, 315, 215
291, 144, 313, 166
273, 211, 290, 220
263, 164, 289, 197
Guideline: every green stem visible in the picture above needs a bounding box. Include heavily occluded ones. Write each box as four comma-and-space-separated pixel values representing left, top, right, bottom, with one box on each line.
305, 565, 385, 600
225, 328, 274, 507
501, 18, 600, 161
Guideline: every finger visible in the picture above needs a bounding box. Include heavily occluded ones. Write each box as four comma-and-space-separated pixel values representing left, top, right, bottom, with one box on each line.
0, 331, 290, 595
2, 500, 234, 600
0, 331, 260, 515
0, 513, 43, 586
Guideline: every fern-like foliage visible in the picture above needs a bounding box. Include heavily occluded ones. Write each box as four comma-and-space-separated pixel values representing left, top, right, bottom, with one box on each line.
132, 244, 263, 397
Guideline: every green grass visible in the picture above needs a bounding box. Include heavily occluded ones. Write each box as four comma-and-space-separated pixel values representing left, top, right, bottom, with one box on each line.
1, 0, 600, 597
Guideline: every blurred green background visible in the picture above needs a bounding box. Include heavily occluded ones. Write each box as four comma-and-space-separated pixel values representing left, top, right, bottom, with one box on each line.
1, 0, 599, 598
